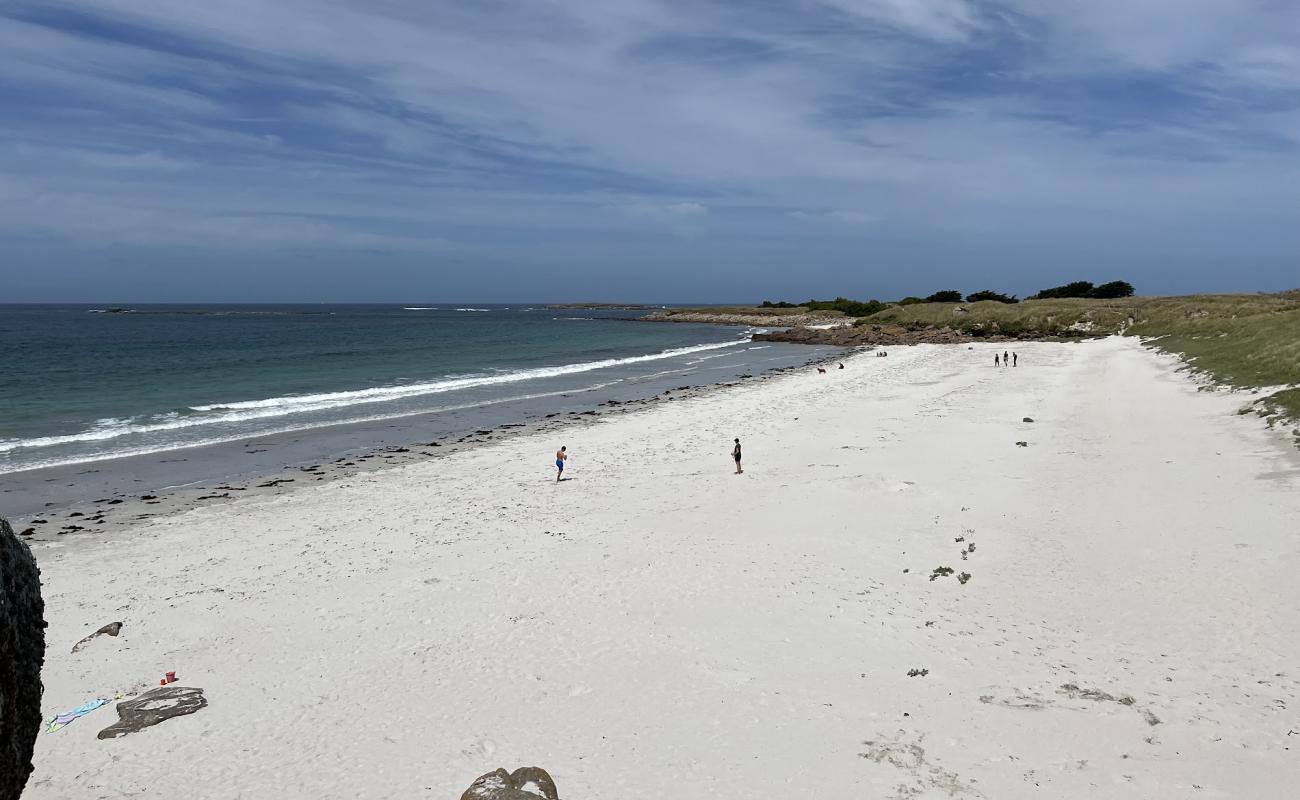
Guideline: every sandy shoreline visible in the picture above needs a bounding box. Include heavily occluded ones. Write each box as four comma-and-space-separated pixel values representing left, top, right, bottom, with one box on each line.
4, 341, 837, 537
24, 337, 1300, 799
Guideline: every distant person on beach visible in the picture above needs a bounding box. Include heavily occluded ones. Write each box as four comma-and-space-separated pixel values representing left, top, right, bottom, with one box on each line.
555, 446, 567, 481
732, 438, 743, 474
838, 363, 844, 369
1013, 352, 1018, 367
1003, 350, 1009, 366
994, 353, 1000, 367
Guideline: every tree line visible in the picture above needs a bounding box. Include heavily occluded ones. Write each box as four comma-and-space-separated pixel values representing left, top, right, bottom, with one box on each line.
762, 280, 1134, 313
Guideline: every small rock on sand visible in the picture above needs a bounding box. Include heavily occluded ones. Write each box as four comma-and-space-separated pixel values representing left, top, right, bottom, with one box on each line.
460, 766, 558, 800
71, 621, 123, 653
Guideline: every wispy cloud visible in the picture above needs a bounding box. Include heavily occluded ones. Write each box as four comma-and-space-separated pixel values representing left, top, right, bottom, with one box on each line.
0, 0, 1297, 298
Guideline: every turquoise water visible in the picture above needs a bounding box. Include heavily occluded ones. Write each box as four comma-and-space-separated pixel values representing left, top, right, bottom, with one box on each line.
1, 304, 771, 474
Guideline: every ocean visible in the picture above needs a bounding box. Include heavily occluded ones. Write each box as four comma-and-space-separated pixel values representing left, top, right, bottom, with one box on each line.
0, 304, 830, 480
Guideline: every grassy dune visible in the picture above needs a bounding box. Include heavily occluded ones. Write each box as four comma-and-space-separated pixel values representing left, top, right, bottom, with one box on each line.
863, 293, 1300, 422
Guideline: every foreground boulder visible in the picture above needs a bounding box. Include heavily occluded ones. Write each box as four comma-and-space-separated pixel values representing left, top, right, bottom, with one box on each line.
1, 517, 46, 800
461, 766, 558, 800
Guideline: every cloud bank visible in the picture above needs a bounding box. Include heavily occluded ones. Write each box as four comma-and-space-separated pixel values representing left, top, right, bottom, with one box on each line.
1, 0, 1296, 300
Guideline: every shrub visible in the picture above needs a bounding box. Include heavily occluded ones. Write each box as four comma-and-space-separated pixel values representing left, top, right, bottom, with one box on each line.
925, 290, 964, 303
1088, 280, 1135, 299
898, 296, 925, 305
803, 297, 889, 316
996, 319, 1028, 335
1032, 281, 1094, 300
965, 290, 1019, 304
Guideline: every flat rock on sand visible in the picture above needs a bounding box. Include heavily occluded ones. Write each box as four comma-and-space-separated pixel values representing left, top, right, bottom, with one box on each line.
97, 686, 207, 740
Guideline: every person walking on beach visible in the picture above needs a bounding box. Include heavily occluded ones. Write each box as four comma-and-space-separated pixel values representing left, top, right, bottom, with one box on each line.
1013, 352, 1018, 367
555, 446, 567, 481
994, 353, 1000, 367
1003, 350, 1009, 366
732, 438, 743, 474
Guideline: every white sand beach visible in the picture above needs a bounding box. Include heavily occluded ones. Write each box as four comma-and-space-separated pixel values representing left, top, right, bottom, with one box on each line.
25, 337, 1300, 799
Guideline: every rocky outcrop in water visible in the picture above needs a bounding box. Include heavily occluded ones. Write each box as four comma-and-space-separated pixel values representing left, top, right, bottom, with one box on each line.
461, 766, 559, 800
1, 516, 45, 800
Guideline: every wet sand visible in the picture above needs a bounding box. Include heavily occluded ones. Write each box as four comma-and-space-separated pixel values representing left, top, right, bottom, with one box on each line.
4, 341, 839, 534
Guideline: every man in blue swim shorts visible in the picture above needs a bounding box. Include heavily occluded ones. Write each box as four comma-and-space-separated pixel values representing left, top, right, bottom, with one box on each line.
555, 446, 567, 481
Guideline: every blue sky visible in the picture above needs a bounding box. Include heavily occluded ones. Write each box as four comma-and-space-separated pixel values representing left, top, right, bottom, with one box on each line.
1, 0, 1297, 302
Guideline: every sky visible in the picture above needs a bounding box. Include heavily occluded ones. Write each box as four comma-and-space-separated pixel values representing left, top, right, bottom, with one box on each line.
1, 0, 1297, 302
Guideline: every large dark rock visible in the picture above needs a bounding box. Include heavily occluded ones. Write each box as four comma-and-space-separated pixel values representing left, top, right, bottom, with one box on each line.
98, 686, 207, 739
1, 516, 46, 800
461, 766, 558, 800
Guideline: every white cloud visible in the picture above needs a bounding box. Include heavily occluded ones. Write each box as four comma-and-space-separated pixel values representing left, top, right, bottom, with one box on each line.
828, 210, 877, 224
0, 0, 1296, 271
819, 0, 985, 42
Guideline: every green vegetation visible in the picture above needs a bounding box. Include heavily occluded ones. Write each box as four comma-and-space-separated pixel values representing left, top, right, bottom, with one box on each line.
1031, 280, 1136, 300
925, 290, 963, 303
763, 297, 888, 316
964, 290, 1019, 304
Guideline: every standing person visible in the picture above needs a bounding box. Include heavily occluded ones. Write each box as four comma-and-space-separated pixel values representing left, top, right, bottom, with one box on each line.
1013, 352, 1018, 367
1003, 350, 1009, 366
732, 438, 743, 474
994, 353, 1000, 367
555, 446, 567, 481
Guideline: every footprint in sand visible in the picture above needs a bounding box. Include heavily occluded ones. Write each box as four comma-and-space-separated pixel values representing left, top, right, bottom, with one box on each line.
461, 738, 498, 761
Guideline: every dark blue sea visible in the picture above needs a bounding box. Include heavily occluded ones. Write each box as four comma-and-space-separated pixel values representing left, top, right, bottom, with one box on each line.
0, 304, 821, 477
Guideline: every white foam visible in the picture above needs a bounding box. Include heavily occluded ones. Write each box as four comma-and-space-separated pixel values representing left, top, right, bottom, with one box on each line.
0, 379, 627, 474
0, 340, 744, 457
